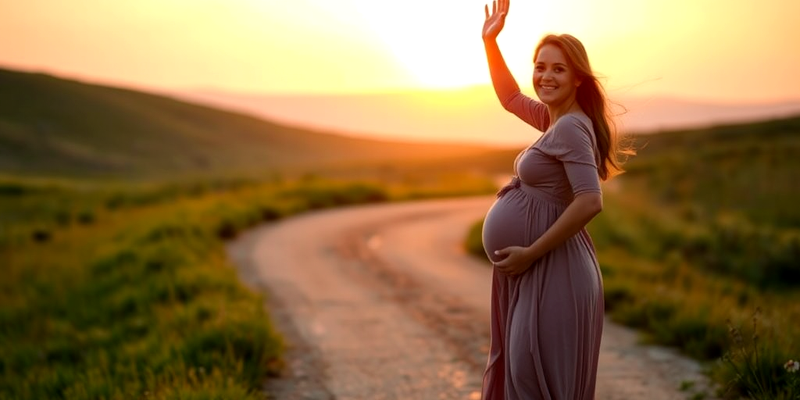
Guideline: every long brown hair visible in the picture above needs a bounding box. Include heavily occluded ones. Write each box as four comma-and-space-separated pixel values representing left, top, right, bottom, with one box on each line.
534, 34, 630, 180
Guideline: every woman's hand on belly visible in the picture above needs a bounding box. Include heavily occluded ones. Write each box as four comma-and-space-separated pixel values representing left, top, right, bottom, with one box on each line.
493, 245, 536, 276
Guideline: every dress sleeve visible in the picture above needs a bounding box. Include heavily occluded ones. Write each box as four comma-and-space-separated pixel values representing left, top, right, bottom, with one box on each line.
499, 90, 551, 133
540, 116, 602, 196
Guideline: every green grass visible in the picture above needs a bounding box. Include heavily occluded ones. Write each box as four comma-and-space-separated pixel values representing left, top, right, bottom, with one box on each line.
2, 179, 284, 399
1, 172, 496, 399
464, 113, 800, 399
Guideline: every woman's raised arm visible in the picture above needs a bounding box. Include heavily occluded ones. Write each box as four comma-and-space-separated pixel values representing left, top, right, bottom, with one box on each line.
483, 0, 549, 132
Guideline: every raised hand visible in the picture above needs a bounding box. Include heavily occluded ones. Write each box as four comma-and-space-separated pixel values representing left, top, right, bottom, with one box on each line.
482, 0, 509, 40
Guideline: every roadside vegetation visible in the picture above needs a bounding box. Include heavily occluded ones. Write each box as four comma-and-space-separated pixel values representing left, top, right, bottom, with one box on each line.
0, 172, 495, 399
465, 114, 800, 399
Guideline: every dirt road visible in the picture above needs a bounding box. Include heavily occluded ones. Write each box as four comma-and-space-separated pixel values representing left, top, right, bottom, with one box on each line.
227, 196, 716, 400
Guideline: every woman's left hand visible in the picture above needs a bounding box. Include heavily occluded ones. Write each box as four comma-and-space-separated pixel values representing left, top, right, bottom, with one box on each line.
493, 246, 535, 275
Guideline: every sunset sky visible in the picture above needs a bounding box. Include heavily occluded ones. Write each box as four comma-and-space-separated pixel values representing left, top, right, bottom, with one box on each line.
2, 0, 799, 103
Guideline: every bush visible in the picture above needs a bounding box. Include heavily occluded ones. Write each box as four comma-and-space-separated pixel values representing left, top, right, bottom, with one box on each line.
464, 219, 487, 260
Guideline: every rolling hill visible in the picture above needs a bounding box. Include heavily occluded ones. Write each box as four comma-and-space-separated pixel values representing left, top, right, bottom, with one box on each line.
0, 68, 497, 180
168, 86, 800, 146
623, 112, 800, 228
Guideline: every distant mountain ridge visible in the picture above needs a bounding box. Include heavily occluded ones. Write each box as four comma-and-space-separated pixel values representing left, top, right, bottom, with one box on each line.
168, 86, 800, 146
0, 68, 493, 180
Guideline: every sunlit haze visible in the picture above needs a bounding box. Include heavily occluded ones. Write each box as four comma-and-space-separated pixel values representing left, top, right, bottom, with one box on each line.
2, 0, 799, 103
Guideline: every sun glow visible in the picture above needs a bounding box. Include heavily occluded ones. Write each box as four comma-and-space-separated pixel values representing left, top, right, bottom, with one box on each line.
346, 0, 592, 90
1, 0, 798, 100
348, 0, 488, 89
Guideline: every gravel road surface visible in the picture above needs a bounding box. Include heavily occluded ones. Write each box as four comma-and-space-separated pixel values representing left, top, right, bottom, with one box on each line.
227, 196, 716, 400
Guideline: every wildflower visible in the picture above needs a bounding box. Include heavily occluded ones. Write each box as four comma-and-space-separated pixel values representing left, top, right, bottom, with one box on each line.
785, 360, 800, 373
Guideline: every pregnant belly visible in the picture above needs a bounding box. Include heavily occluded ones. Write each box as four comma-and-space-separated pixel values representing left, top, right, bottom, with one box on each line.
481, 195, 530, 263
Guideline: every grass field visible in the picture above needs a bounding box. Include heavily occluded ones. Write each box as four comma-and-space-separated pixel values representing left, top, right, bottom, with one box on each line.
465, 113, 800, 399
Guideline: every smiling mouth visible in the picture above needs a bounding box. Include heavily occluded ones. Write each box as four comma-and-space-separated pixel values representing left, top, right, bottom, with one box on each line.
540, 85, 558, 90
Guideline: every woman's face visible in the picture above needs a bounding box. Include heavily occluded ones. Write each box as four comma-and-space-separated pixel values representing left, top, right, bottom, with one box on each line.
533, 44, 581, 107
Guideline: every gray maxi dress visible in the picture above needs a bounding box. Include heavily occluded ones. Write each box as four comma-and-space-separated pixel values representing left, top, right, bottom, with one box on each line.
480, 101, 604, 400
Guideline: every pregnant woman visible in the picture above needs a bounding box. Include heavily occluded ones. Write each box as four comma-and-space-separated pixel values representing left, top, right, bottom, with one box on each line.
480, 0, 629, 399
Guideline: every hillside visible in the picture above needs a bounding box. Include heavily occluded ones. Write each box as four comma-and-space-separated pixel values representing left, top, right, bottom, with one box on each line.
0, 68, 496, 180
624, 113, 800, 228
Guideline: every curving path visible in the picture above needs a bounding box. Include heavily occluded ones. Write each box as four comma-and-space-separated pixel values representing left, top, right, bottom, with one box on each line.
226, 196, 716, 400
